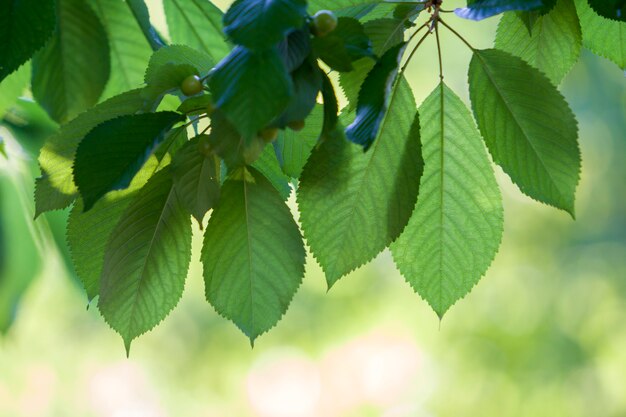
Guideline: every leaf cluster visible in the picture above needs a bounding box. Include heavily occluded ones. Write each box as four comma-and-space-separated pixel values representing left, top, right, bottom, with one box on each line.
0, 0, 623, 348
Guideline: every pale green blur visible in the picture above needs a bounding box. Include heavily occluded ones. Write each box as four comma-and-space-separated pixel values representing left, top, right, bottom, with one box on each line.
0, 1, 625, 416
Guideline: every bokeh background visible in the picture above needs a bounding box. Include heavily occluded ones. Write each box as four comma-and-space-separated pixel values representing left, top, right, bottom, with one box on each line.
1, 1, 625, 416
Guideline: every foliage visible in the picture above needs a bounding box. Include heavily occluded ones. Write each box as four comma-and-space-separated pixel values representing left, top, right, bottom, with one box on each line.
0, 0, 623, 349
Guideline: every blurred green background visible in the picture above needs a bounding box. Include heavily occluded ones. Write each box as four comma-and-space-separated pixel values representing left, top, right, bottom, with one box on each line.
1, 1, 625, 416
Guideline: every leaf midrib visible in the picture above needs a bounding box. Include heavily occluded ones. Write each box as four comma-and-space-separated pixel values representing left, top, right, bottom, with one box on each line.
325, 78, 406, 279
475, 52, 566, 203
126, 184, 177, 337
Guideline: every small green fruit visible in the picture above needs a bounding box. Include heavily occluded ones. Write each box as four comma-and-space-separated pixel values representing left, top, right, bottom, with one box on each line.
312, 10, 338, 37
181, 75, 203, 96
260, 127, 280, 143
287, 120, 306, 132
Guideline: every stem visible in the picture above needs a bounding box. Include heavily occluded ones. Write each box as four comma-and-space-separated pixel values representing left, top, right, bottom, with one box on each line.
126, 0, 166, 51
438, 18, 475, 51
435, 21, 444, 81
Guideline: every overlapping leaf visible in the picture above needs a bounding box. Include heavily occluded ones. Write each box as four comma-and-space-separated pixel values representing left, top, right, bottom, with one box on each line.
73, 111, 184, 210
468, 48, 580, 215
574, 0, 626, 70
298, 80, 422, 287
495, 0, 582, 85
201, 168, 305, 342
391, 83, 503, 317
67, 157, 160, 301
32, 0, 111, 123
98, 169, 192, 352
36, 89, 153, 216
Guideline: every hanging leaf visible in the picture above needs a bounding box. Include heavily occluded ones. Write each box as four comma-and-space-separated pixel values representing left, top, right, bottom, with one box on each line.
67, 157, 160, 301
0, 0, 55, 82
32, 0, 111, 123
298, 80, 422, 287
496, 0, 582, 85
201, 168, 305, 343
98, 169, 192, 352
391, 83, 503, 318
73, 111, 185, 211
468, 48, 581, 215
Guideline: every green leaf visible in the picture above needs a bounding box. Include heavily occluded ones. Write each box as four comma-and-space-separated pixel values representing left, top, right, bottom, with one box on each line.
312, 17, 373, 72
36, 89, 153, 216
144, 45, 214, 100
587, 0, 626, 22
273, 59, 322, 128
456, 0, 544, 20
171, 136, 221, 225
320, 72, 340, 143
201, 168, 305, 343
89, 0, 153, 99
210, 46, 293, 138
574, 0, 626, 69
346, 42, 406, 150
0, 63, 30, 119
74, 111, 185, 211
252, 144, 293, 200
275, 105, 323, 178
223, 0, 308, 50
278, 28, 312, 73
468, 48, 581, 215
0, 0, 55, 81
98, 169, 192, 352
391, 83, 504, 318
163, 0, 231, 62
67, 156, 160, 301
495, 0, 582, 85
32, 0, 111, 123
297, 79, 422, 287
